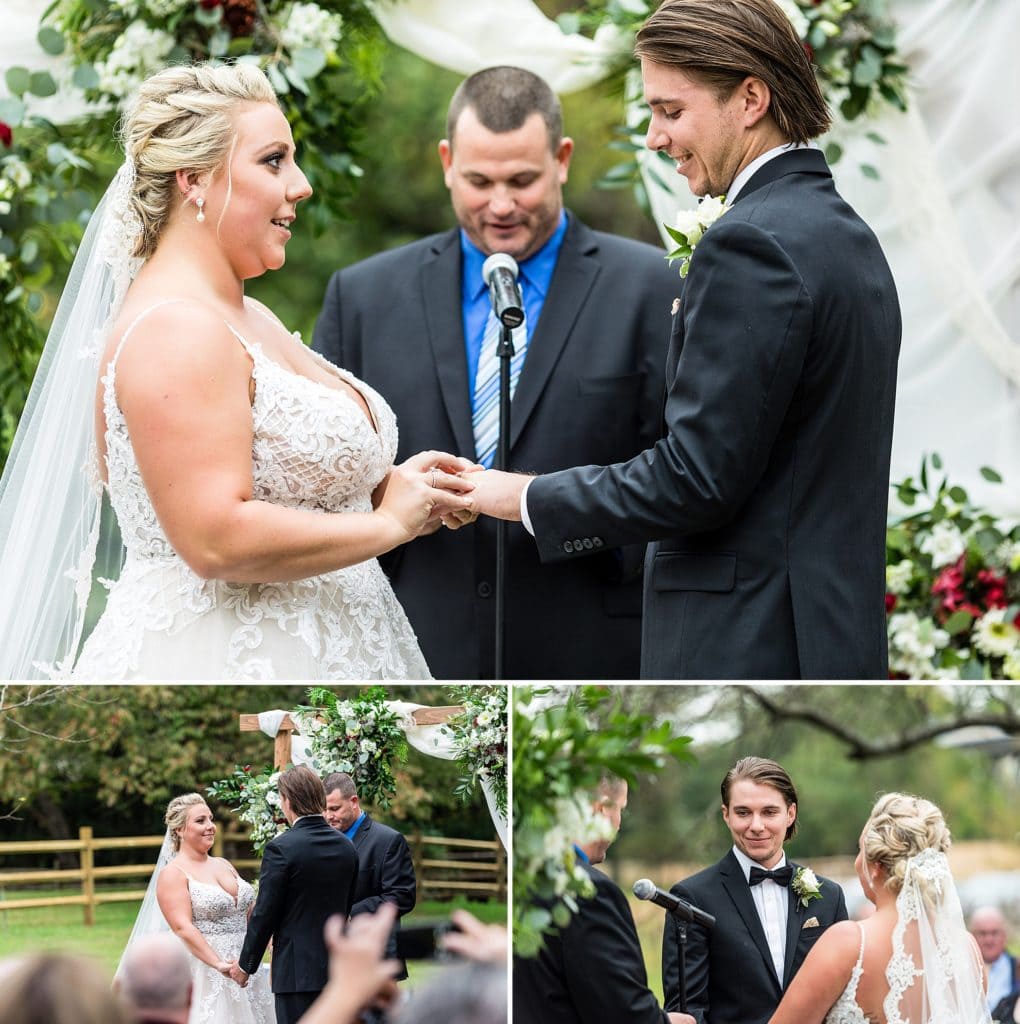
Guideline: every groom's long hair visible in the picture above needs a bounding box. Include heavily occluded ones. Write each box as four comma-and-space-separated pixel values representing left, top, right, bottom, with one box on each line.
721, 756, 799, 839
278, 765, 326, 817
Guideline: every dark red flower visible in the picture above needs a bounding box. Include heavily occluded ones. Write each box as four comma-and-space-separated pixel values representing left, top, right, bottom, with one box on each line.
0, 122, 12, 148
976, 568, 1007, 609
885, 593, 897, 613
199, 0, 222, 7
802, 42, 815, 62
931, 555, 967, 613
223, 0, 256, 36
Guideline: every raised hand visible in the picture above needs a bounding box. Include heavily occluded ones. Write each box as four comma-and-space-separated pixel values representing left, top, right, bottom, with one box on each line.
441, 908, 508, 964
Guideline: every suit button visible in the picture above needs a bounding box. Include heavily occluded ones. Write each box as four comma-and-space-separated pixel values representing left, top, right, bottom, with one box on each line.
582, 538, 593, 549
572, 539, 584, 552
477, 581, 492, 598
563, 541, 573, 553
592, 536, 604, 548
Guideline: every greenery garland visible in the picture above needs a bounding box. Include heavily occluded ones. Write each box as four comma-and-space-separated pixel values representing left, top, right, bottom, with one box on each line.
207, 762, 287, 856
513, 685, 693, 958
443, 685, 508, 818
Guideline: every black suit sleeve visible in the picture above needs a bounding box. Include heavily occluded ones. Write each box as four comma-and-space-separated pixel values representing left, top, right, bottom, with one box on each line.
528, 218, 812, 559
351, 833, 416, 918
239, 841, 288, 975
662, 883, 710, 1022
564, 874, 669, 1023
347, 850, 359, 919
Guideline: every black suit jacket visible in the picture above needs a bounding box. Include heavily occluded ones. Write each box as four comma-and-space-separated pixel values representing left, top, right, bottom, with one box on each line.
313, 214, 677, 679
238, 816, 358, 994
663, 851, 848, 1024
528, 151, 901, 678
514, 860, 669, 1024
349, 813, 416, 979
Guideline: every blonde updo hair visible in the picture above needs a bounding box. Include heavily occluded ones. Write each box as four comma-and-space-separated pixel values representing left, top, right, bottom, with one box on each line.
120, 61, 278, 259
165, 792, 208, 852
861, 792, 951, 894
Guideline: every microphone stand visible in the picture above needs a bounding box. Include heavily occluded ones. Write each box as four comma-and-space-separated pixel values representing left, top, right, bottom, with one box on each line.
672, 915, 689, 1015
493, 319, 515, 680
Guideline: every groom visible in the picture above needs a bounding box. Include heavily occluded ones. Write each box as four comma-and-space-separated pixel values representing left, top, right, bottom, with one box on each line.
234, 766, 359, 1024
468, 0, 901, 679
662, 757, 847, 1023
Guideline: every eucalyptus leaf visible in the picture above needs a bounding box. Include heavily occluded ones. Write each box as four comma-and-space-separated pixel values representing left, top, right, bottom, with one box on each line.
283, 64, 310, 95
28, 71, 58, 98
824, 142, 843, 164
267, 62, 289, 95
291, 47, 327, 80
37, 26, 65, 55
5, 67, 31, 97
195, 3, 223, 27
71, 63, 99, 90
980, 466, 1003, 483
20, 239, 39, 264
0, 96, 26, 126
860, 164, 879, 181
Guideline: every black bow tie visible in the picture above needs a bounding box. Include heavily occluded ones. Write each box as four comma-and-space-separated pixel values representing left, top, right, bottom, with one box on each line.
748, 865, 793, 887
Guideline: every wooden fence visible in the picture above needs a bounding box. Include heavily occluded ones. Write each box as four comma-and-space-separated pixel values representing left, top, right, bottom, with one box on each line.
0, 827, 505, 925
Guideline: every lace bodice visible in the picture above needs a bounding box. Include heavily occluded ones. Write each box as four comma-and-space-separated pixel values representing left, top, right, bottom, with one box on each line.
101, 302, 398, 560
71, 299, 430, 680
824, 923, 869, 1024
187, 875, 255, 941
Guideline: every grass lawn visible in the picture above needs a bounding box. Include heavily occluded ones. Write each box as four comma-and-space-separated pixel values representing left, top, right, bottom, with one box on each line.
0, 889, 506, 985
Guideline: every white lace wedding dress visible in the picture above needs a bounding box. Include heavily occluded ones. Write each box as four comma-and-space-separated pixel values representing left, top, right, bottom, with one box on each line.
71, 299, 429, 680
175, 866, 275, 1024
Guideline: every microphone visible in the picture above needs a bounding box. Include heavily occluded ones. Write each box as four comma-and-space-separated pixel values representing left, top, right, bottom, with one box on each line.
482, 253, 525, 328
632, 879, 716, 929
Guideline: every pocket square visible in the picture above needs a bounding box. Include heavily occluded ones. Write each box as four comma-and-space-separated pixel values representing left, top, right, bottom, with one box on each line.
802, 917, 820, 929
671, 297, 681, 315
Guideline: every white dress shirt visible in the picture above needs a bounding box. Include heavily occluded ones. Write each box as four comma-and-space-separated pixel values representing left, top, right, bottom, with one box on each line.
732, 845, 790, 982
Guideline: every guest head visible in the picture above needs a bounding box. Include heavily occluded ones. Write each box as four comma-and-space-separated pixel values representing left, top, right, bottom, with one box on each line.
121, 61, 311, 272
969, 905, 1010, 966
164, 792, 215, 854
323, 771, 362, 832
278, 764, 326, 824
579, 773, 629, 865
439, 65, 573, 261
116, 934, 193, 1024
0, 953, 131, 1024
720, 756, 798, 868
635, 0, 831, 196
393, 962, 507, 1024
857, 792, 951, 902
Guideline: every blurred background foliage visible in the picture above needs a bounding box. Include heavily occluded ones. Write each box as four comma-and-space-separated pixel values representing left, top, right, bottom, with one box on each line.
596, 685, 1020, 867
0, 684, 495, 850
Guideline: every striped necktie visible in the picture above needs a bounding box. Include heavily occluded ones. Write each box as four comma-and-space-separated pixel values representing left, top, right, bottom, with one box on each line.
472, 308, 528, 468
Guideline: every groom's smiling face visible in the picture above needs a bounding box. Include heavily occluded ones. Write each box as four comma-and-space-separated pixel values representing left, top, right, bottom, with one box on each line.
722, 779, 796, 868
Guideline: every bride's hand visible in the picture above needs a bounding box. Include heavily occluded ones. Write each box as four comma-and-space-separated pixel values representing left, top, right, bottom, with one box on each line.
375, 451, 479, 543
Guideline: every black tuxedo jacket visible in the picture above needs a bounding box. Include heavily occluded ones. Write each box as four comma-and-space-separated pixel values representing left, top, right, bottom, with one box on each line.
514, 860, 669, 1024
312, 215, 677, 679
238, 816, 358, 994
663, 850, 848, 1024
528, 151, 901, 678
349, 813, 416, 979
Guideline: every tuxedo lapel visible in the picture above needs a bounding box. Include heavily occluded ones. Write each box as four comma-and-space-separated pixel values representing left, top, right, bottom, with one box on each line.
718, 852, 782, 992
782, 861, 805, 989
509, 217, 599, 449
419, 231, 475, 458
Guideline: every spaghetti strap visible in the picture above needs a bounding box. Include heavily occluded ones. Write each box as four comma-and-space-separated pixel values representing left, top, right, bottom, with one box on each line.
168, 861, 193, 881
854, 921, 865, 966
107, 298, 187, 371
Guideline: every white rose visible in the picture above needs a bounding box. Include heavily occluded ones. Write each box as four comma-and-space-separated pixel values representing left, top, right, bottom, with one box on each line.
697, 194, 729, 224
919, 521, 965, 569
674, 209, 703, 245
798, 868, 818, 889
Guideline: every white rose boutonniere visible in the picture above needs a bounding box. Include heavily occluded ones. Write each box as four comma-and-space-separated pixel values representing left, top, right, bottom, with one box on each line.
792, 866, 822, 909
665, 195, 731, 278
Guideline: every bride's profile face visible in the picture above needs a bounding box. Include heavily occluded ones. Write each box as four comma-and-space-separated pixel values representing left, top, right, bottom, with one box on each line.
201, 102, 312, 280
179, 802, 216, 854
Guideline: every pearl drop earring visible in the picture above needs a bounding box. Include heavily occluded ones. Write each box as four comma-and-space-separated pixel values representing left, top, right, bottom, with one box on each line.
196, 197, 205, 224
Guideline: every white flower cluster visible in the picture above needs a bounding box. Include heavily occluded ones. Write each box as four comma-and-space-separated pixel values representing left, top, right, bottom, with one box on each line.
885, 558, 913, 595
142, 0, 192, 16
773, 0, 809, 39
241, 770, 287, 850
278, 2, 343, 54
919, 520, 966, 569
888, 611, 953, 679
669, 195, 730, 278
96, 22, 175, 100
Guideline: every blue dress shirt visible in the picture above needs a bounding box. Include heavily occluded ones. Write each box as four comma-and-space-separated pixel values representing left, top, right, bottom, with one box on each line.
343, 811, 367, 841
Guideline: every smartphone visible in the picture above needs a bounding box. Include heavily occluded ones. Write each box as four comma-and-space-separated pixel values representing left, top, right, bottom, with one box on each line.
395, 918, 463, 961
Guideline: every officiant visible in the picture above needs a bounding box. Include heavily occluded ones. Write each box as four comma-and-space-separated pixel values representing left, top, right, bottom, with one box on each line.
312, 65, 676, 680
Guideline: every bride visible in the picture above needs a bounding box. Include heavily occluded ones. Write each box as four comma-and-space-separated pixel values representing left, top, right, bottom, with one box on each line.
119, 793, 275, 1024
0, 61, 476, 681
768, 792, 990, 1024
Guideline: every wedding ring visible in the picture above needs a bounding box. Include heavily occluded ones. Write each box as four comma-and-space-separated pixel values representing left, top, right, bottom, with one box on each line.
430, 469, 438, 489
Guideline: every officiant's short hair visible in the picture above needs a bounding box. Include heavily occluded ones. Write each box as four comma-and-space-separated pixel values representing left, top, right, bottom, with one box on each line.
278, 765, 326, 817
721, 756, 798, 839
322, 771, 357, 799
634, 0, 832, 145
446, 66, 562, 153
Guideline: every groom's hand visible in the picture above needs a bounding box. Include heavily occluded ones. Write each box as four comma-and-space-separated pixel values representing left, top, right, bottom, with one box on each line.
463, 468, 528, 522
228, 963, 249, 987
